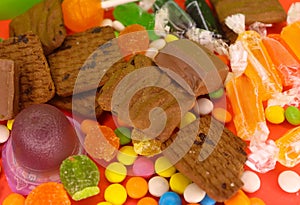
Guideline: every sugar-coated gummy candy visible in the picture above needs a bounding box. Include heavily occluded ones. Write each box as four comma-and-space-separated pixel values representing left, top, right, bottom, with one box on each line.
132, 156, 155, 178
169, 172, 192, 194
183, 183, 206, 203
241, 170, 261, 193
180, 112, 197, 128
2, 193, 25, 205
117, 145, 137, 165
200, 194, 216, 205
104, 184, 127, 205
105, 162, 127, 183
59, 155, 100, 201
159, 191, 182, 205
133, 138, 161, 156
148, 176, 170, 197
194, 98, 214, 115
265, 105, 285, 124
0, 124, 10, 143
114, 127, 132, 145
155, 156, 176, 177
284, 106, 300, 125
278, 170, 300, 193
126, 176, 148, 199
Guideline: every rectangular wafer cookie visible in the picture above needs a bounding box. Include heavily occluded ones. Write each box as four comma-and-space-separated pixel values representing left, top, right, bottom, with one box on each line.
48, 26, 121, 97
0, 33, 55, 110
162, 115, 247, 202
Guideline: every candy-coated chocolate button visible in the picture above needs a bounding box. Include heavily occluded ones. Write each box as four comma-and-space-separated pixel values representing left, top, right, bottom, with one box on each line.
104, 184, 127, 205
0, 124, 10, 143
97, 202, 113, 205
183, 183, 206, 203
132, 156, 154, 178
164, 34, 179, 42
241, 170, 261, 193
194, 98, 214, 115
180, 112, 196, 128
278, 170, 300, 193
212, 107, 232, 123
155, 156, 176, 178
117, 146, 137, 165
148, 176, 169, 197
159, 191, 181, 205
114, 127, 132, 145
6, 119, 14, 130
285, 106, 300, 125
209, 88, 224, 99
126, 176, 148, 199
265, 105, 285, 124
137, 196, 158, 205
105, 162, 127, 183
200, 194, 216, 205
169, 173, 191, 194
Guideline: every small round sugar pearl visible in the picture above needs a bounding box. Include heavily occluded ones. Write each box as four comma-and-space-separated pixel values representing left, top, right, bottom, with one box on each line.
194, 98, 214, 115
100, 18, 113, 27
112, 20, 125, 32
278, 170, 300, 193
183, 183, 206, 203
241, 170, 261, 193
148, 176, 169, 197
0, 124, 10, 143
149, 39, 166, 50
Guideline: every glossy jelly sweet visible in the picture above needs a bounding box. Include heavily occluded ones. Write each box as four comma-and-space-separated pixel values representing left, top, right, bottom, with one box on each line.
2, 104, 83, 195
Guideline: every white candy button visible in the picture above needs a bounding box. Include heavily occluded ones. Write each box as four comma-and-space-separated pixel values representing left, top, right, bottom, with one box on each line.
278, 170, 300, 193
100, 18, 113, 27
148, 176, 169, 197
194, 98, 214, 115
0, 124, 10, 143
112, 20, 125, 32
183, 183, 206, 203
149, 39, 166, 50
241, 170, 261, 193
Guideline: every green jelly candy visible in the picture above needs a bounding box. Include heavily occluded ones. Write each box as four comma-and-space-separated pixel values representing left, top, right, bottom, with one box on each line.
113, 3, 155, 31
114, 127, 132, 145
284, 106, 300, 126
60, 155, 100, 201
209, 88, 224, 99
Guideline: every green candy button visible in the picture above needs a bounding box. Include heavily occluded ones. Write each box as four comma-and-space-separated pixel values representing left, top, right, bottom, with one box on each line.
285, 106, 300, 126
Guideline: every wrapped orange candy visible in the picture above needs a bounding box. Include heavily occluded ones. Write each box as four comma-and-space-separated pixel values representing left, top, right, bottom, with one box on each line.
237, 30, 282, 101
226, 74, 269, 141
262, 36, 300, 88
281, 21, 300, 62
276, 125, 300, 167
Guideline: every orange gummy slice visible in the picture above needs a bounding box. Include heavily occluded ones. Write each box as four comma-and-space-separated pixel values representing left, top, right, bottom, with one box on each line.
62, 0, 104, 32
25, 182, 71, 205
281, 21, 300, 62
226, 74, 269, 141
118, 24, 149, 58
276, 126, 300, 167
262, 36, 300, 88
238, 30, 282, 101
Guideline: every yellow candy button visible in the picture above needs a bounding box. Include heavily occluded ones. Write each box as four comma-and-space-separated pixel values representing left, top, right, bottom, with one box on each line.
97, 202, 113, 205
265, 105, 285, 124
105, 162, 127, 183
155, 156, 176, 178
170, 173, 192, 194
117, 146, 138, 166
164, 34, 179, 42
180, 112, 196, 128
6, 119, 14, 130
104, 184, 127, 205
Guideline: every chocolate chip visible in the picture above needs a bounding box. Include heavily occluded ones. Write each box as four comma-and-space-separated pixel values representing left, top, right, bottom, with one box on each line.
17, 35, 29, 44
222, 183, 227, 189
92, 27, 102, 33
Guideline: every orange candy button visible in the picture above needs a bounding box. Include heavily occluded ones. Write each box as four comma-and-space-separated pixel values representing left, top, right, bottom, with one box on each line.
250, 197, 266, 205
224, 190, 251, 205
3, 193, 25, 205
126, 176, 148, 199
137, 197, 158, 205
